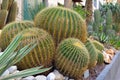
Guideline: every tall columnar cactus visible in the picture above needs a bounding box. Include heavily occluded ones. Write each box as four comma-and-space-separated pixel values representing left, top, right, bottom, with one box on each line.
96, 50, 104, 65
0, 21, 34, 50
93, 10, 101, 33
85, 39, 98, 68
92, 40, 104, 51
16, 28, 55, 70
105, 9, 113, 34
34, 7, 87, 46
55, 38, 89, 79
6, 1, 17, 23
0, 0, 18, 29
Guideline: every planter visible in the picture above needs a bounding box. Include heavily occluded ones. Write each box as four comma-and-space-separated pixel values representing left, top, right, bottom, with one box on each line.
96, 51, 120, 80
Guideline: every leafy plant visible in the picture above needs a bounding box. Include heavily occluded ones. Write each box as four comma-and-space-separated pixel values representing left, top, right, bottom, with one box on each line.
73, 5, 87, 19
0, 34, 50, 80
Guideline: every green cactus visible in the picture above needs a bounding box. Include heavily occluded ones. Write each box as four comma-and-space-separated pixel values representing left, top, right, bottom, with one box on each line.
0, 21, 34, 50
92, 40, 104, 51
96, 50, 104, 65
105, 9, 113, 34
15, 28, 55, 70
55, 38, 89, 79
7, 1, 17, 23
34, 7, 87, 46
85, 39, 98, 68
0, 10, 8, 28
1, 0, 9, 10
93, 10, 101, 33
0, 0, 18, 29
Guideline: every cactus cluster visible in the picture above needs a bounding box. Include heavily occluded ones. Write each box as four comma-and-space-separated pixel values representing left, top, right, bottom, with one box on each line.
55, 38, 89, 79
16, 28, 55, 70
96, 50, 104, 64
0, 0, 18, 29
85, 39, 98, 68
34, 7, 87, 46
0, 21, 34, 50
92, 40, 104, 51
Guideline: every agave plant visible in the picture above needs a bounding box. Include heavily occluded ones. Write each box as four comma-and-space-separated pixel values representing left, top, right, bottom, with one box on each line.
0, 35, 50, 80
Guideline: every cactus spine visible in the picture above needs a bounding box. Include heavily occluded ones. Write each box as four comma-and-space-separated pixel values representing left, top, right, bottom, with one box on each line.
0, 0, 18, 29
55, 38, 89, 79
92, 40, 104, 51
0, 21, 34, 50
85, 39, 98, 68
34, 7, 87, 46
16, 28, 55, 70
97, 50, 104, 64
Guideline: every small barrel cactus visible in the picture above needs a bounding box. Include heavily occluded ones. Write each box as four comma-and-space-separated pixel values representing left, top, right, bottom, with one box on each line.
97, 50, 104, 65
92, 40, 104, 51
15, 28, 55, 70
55, 38, 89, 79
34, 7, 87, 46
0, 21, 34, 50
85, 39, 98, 68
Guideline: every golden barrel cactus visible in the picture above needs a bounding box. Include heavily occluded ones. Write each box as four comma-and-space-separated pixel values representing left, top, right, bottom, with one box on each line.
55, 38, 89, 79
16, 28, 55, 70
0, 21, 34, 50
34, 7, 87, 46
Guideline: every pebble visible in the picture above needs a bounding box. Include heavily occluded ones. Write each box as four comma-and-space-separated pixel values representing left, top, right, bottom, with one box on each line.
46, 72, 55, 80
0, 52, 3, 56
35, 75, 46, 80
8, 66, 17, 74
1, 70, 9, 77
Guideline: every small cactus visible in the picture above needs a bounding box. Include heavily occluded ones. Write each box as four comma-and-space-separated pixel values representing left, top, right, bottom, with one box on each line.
92, 40, 104, 51
34, 7, 87, 46
0, 0, 18, 29
0, 10, 8, 28
85, 39, 98, 68
55, 38, 89, 79
7, 1, 17, 23
15, 28, 55, 71
96, 50, 104, 65
0, 21, 34, 50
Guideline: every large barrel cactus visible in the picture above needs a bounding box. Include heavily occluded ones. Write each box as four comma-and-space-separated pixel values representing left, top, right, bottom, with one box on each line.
34, 7, 87, 46
85, 39, 98, 68
55, 38, 89, 79
0, 21, 34, 50
92, 40, 104, 51
16, 28, 55, 70
97, 50, 104, 65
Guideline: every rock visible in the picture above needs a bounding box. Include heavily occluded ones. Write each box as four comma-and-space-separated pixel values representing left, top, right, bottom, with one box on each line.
46, 70, 64, 80
53, 70, 64, 80
46, 72, 55, 80
8, 66, 17, 74
64, 77, 69, 80
102, 51, 111, 64
22, 76, 35, 80
35, 75, 46, 80
1, 70, 9, 77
